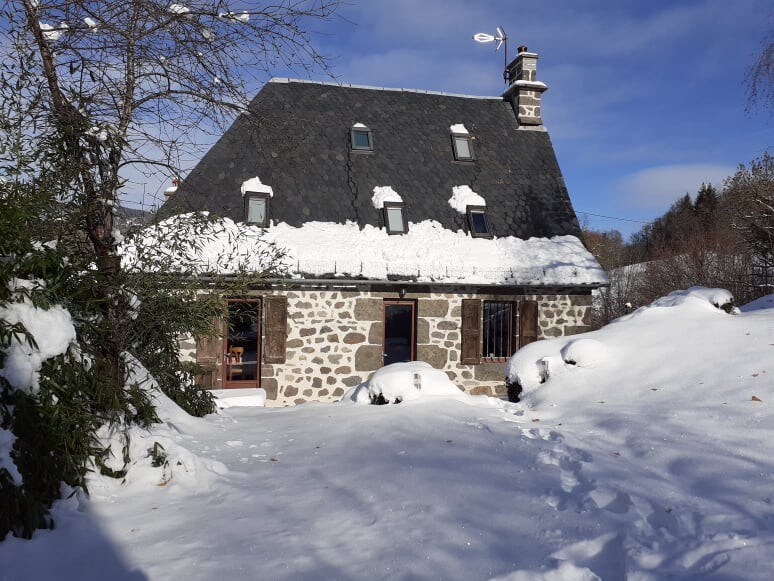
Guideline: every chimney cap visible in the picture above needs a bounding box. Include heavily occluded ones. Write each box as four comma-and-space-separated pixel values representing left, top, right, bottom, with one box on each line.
517, 45, 528, 54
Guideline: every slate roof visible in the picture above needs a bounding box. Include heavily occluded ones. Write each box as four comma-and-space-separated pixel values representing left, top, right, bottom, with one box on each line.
161, 79, 583, 241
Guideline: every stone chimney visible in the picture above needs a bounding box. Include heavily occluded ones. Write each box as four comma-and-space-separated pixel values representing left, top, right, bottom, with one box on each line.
502, 45, 547, 127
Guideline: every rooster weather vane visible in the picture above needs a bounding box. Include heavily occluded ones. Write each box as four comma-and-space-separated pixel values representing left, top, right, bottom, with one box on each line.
472, 26, 509, 84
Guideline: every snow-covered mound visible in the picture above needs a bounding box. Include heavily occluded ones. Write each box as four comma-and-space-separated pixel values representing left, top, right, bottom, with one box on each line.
506, 286, 757, 403
344, 361, 464, 404
123, 213, 607, 286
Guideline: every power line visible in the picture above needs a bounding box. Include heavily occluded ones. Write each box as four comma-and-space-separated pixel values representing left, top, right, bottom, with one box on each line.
578, 211, 652, 224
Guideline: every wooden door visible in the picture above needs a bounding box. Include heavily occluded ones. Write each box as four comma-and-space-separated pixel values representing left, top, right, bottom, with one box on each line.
223, 299, 261, 388
382, 300, 416, 366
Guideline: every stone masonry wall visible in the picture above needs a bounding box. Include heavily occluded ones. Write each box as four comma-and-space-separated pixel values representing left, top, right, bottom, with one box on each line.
257, 290, 592, 407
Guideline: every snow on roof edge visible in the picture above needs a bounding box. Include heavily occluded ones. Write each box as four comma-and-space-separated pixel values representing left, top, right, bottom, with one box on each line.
124, 215, 608, 287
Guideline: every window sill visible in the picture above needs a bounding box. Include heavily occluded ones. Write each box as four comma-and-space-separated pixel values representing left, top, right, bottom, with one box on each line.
480, 357, 509, 363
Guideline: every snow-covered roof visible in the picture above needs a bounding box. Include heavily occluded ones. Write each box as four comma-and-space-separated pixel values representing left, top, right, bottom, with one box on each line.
371, 186, 402, 209
124, 215, 608, 287
240, 176, 273, 197
448, 185, 485, 213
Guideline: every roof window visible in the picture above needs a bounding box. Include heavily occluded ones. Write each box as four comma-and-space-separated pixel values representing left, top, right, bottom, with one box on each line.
372, 186, 408, 235
467, 206, 492, 238
244, 193, 270, 227
351, 122, 373, 151
240, 176, 273, 227
450, 124, 474, 162
383, 202, 408, 235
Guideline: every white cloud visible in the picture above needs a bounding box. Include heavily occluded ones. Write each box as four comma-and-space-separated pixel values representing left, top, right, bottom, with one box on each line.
616, 163, 736, 210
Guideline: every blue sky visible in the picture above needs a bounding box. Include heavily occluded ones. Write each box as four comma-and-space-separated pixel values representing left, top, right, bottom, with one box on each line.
129, 0, 771, 238
298, 0, 772, 236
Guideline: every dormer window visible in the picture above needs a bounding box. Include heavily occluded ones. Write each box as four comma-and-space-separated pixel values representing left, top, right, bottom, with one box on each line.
244, 192, 270, 227
351, 123, 373, 151
450, 123, 474, 162
466, 206, 492, 238
383, 201, 407, 235
240, 176, 274, 227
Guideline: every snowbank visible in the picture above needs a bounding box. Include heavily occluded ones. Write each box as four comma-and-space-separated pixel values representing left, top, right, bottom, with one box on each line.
344, 361, 464, 404
506, 287, 739, 398
211, 388, 267, 408
123, 214, 607, 286
96, 356, 227, 492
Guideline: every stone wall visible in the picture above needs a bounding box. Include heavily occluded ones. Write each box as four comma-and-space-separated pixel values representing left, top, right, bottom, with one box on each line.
253, 289, 592, 406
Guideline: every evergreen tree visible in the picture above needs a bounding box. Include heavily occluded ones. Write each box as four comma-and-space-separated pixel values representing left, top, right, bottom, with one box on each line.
1, 0, 337, 540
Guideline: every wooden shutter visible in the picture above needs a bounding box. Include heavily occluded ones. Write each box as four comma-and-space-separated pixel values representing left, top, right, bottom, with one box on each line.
519, 300, 539, 348
460, 299, 481, 364
263, 296, 287, 364
196, 316, 223, 388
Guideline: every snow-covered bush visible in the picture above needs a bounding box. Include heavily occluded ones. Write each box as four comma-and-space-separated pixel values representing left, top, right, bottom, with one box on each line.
344, 362, 463, 405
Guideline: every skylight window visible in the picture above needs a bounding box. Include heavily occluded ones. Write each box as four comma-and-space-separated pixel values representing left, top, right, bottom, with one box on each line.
244, 192, 270, 227
467, 206, 492, 238
240, 176, 273, 227
383, 201, 408, 235
450, 124, 474, 162
351, 123, 373, 151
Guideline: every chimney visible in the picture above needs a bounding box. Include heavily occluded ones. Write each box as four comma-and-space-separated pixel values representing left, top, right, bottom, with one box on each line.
502, 45, 547, 127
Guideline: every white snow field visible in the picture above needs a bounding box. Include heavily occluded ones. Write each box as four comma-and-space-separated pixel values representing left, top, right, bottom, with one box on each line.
2, 288, 774, 580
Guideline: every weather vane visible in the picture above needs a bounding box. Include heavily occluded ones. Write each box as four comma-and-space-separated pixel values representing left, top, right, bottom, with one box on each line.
473, 26, 509, 84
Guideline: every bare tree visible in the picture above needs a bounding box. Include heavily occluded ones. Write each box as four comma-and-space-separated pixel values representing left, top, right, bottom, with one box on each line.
6, 0, 338, 394
726, 153, 774, 295
746, 28, 774, 115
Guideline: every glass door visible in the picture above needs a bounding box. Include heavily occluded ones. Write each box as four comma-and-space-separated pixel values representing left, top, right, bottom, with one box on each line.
224, 299, 261, 388
383, 300, 416, 366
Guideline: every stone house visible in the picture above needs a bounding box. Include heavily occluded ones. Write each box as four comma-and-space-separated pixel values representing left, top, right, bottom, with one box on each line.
163, 46, 607, 406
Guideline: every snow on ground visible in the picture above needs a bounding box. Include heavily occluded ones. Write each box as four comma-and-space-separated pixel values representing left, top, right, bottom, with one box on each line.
2, 290, 774, 579
123, 214, 607, 286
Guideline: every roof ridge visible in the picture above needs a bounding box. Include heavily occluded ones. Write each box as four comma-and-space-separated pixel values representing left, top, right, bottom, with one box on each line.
268, 77, 504, 101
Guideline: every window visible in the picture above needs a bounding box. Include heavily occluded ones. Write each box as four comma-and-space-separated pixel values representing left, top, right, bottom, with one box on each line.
452, 136, 473, 160
244, 192, 270, 227
483, 301, 513, 359
460, 299, 538, 365
466, 205, 492, 238
351, 124, 373, 151
383, 201, 408, 234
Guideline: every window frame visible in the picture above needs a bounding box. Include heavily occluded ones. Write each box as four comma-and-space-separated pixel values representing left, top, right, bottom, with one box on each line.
244, 191, 271, 227
481, 300, 515, 362
382, 201, 408, 235
466, 205, 493, 238
350, 125, 373, 152
451, 133, 474, 162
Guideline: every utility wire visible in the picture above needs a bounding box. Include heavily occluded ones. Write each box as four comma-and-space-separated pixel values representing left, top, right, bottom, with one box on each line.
578, 211, 652, 224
